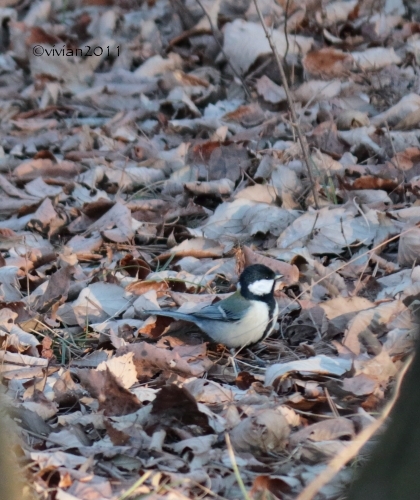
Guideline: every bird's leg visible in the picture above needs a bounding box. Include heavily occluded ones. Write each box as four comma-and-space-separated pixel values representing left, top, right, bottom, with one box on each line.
229, 348, 239, 377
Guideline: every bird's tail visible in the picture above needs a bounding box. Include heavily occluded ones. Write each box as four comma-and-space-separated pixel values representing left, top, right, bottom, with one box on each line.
144, 309, 195, 323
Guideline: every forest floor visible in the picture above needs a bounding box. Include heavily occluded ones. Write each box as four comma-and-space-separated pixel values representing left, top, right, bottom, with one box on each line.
1, 0, 420, 499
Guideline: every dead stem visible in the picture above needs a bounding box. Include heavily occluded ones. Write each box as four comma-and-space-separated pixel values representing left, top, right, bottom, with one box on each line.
252, 0, 320, 209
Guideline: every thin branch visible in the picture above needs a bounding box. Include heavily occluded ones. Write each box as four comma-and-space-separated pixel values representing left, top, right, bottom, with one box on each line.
194, 0, 252, 100
225, 433, 252, 500
118, 471, 153, 500
284, 0, 291, 60
252, 0, 320, 209
295, 353, 414, 500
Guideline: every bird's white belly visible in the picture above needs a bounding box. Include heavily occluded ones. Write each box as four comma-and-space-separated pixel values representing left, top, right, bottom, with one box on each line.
200, 301, 271, 348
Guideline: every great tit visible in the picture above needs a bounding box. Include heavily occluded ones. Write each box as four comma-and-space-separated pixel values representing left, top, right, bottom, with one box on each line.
144, 264, 281, 349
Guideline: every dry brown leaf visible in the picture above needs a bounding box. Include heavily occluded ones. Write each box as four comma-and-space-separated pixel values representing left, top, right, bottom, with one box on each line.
22, 390, 58, 420
230, 409, 290, 453
277, 204, 375, 255
33, 265, 73, 313
222, 103, 265, 126
186, 142, 251, 183
294, 80, 342, 103
371, 93, 420, 127
265, 356, 352, 387
310, 150, 344, 174
336, 110, 370, 130
303, 48, 352, 77
197, 198, 299, 240
256, 75, 286, 104
87, 202, 134, 243
151, 384, 212, 432
351, 177, 398, 191
235, 184, 277, 204
184, 378, 234, 404
315, 0, 357, 26
126, 280, 169, 296
398, 226, 420, 267
353, 350, 398, 383
134, 53, 182, 77
184, 179, 234, 196
344, 301, 406, 355
351, 47, 402, 71
394, 108, 420, 130
77, 367, 142, 416
14, 159, 81, 180
390, 147, 420, 170
97, 352, 138, 389
157, 237, 224, 261
251, 475, 292, 499
119, 255, 151, 279
289, 418, 355, 448
223, 19, 313, 74
342, 374, 377, 396
72, 282, 130, 326
117, 341, 212, 379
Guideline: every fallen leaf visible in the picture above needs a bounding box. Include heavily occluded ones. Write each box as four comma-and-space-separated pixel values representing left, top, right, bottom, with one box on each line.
230, 409, 290, 453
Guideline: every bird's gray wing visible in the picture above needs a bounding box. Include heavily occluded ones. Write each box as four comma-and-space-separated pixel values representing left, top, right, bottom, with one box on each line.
192, 291, 249, 322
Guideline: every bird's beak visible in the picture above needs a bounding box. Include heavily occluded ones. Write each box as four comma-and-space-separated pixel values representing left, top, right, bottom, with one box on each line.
275, 274, 283, 280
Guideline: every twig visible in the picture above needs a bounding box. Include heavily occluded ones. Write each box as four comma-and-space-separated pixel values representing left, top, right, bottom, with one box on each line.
225, 433, 252, 500
252, 0, 319, 209
118, 470, 153, 500
194, 0, 252, 100
284, 0, 291, 60
22, 429, 66, 447
295, 353, 414, 500
324, 387, 340, 418
97, 462, 126, 481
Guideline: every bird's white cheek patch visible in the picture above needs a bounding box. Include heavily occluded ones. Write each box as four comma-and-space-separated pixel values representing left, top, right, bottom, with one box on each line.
248, 279, 274, 295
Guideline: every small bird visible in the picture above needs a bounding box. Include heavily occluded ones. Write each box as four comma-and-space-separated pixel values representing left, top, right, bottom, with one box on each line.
144, 264, 281, 349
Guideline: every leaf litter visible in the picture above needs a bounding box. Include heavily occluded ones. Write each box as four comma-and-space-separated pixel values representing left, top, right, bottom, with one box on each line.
0, 0, 419, 499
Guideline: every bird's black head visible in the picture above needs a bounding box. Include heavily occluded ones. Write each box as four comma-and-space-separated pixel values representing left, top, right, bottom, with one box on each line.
239, 264, 278, 301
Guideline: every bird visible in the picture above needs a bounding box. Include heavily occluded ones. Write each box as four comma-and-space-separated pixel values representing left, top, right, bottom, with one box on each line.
143, 264, 281, 349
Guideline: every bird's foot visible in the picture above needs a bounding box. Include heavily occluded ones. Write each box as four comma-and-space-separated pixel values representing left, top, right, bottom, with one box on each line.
246, 349, 266, 367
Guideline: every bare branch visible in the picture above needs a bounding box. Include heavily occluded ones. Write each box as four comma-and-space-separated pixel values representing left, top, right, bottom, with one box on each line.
195, 0, 252, 100
252, 0, 320, 209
